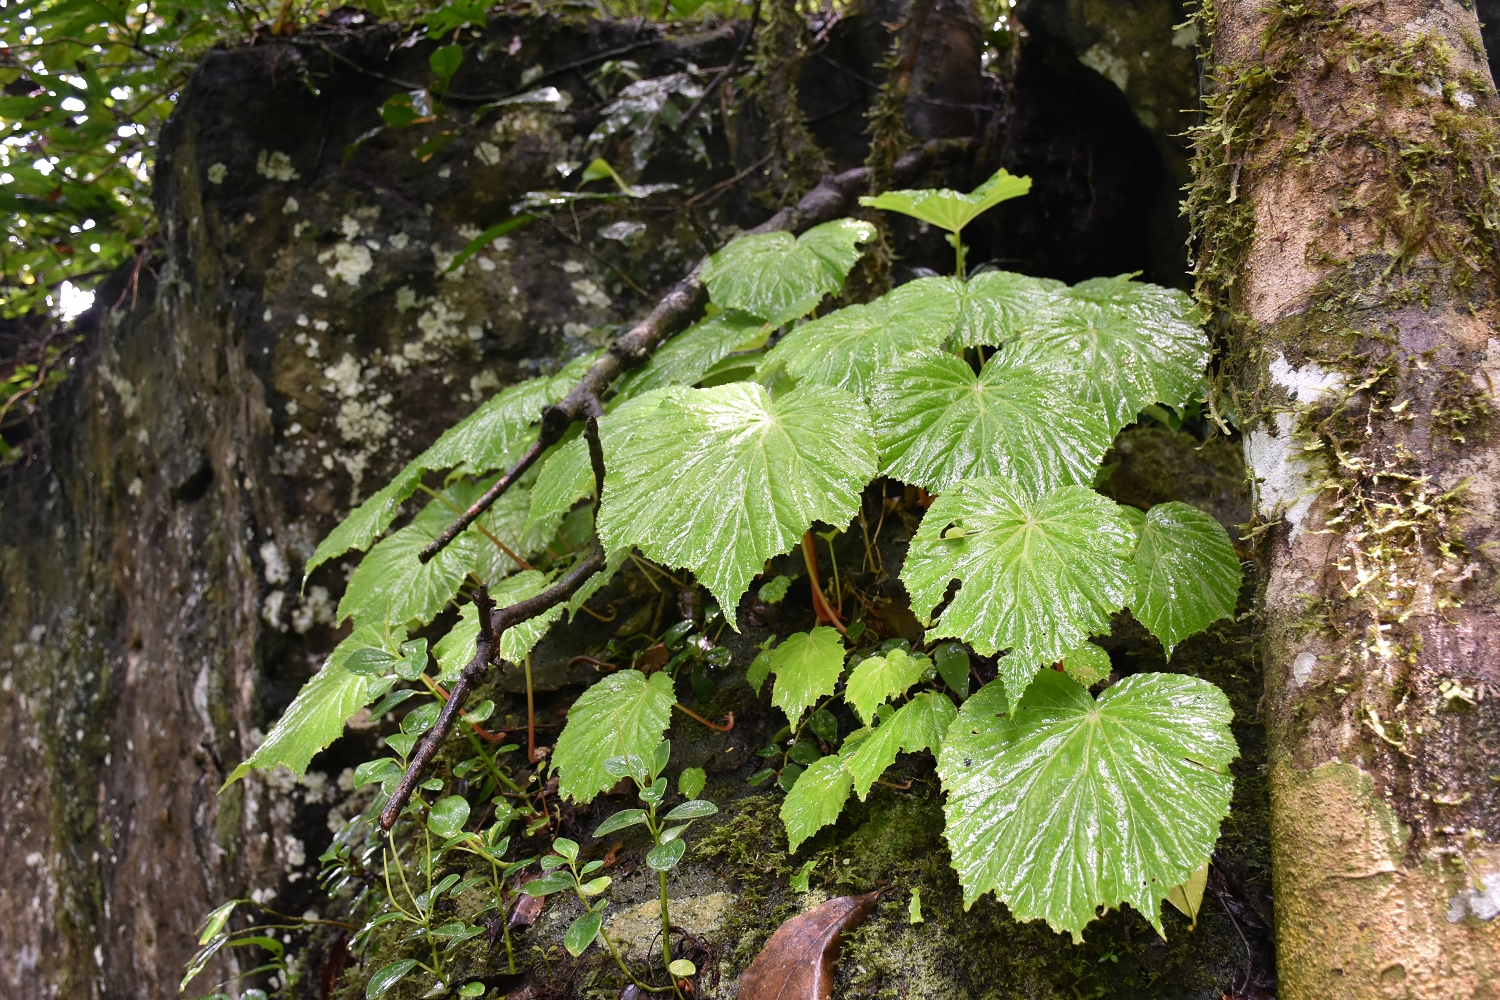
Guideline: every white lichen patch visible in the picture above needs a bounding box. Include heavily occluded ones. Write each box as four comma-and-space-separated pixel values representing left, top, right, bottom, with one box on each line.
1448, 872, 1500, 922
207, 162, 228, 184
395, 286, 419, 313
340, 215, 361, 239
1080, 42, 1129, 92
1244, 411, 1318, 542
318, 242, 373, 286
1269, 352, 1346, 403
282, 196, 299, 214
259, 541, 291, 585
256, 150, 300, 182
571, 279, 611, 309
389, 232, 410, 250
1291, 650, 1316, 686
475, 141, 501, 166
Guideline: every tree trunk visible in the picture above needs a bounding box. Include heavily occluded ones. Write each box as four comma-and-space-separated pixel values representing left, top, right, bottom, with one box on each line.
1194, 0, 1500, 995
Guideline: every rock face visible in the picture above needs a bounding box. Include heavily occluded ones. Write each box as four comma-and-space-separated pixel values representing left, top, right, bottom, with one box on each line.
0, 6, 1238, 1000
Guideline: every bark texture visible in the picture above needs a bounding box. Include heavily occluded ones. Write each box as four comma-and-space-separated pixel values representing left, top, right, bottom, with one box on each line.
1194, 0, 1500, 995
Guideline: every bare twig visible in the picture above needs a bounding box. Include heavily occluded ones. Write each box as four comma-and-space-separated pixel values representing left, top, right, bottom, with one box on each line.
676, 0, 761, 133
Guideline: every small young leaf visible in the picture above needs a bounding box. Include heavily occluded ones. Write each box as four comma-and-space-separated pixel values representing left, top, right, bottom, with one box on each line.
1130, 502, 1241, 655
758, 575, 792, 604
859, 168, 1031, 234
933, 643, 971, 699
702, 218, 876, 327
564, 909, 604, 957
766, 627, 846, 727
669, 958, 697, 977
1061, 642, 1111, 686
845, 691, 956, 799
197, 900, 238, 945
522, 871, 575, 896
909, 887, 924, 924
747, 648, 774, 695
366, 959, 419, 999
354, 758, 402, 788
844, 648, 929, 725
808, 708, 839, 742
344, 647, 400, 676
901, 478, 1133, 706
429, 43, 463, 82
554, 670, 677, 803
758, 278, 957, 399
553, 837, 580, 863
664, 799, 718, 821
428, 796, 470, 838
618, 310, 767, 396
402, 701, 441, 735
646, 838, 687, 871
779, 754, 853, 852
1001, 275, 1209, 435
579, 875, 613, 896
678, 766, 707, 801
598, 383, 876, 621
937, 671, 1237, 941
873, 351, 1112, 495
1164, 861, 1210, 928
594, 808, 648, 837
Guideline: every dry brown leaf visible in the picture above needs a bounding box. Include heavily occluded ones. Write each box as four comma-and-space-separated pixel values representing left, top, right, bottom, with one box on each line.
736, 891, 882, 1000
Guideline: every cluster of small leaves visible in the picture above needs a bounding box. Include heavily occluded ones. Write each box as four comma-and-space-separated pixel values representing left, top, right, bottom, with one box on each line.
234, 166, 1243, 959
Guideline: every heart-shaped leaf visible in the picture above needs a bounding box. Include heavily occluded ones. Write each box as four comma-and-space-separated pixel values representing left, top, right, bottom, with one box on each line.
901, 477, 1134, 705
1129, 502, 1241, 655
937, 671, 1237, 941
702, 218, 875, 327
764, 627, 847, 728
860, 169, 1031, 234
844, 690, 956, 800
553, 670, 676, 803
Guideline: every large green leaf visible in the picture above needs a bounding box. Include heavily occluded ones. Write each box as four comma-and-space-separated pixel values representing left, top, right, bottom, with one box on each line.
872, 351, 1112, 493
554, 670, 676, 803
414, 375, 553, 475
701, 218, 876, 327
336, 487, 482, 628
303, 462, 423, 581
901, 478, 1134, 705
224, 623, 406, 784
780, 753, 853, 853
859, 169, 1031, 234
597, 382, 876, 618
617, 311, 767, 396
844, 648, 929, 725
937, 671, 1237, 941
1130, 503, 1240, 655
525, 436, 593, 537
759, 279, 958, 399
766, 627, 847, 727
949, 270, 1065, 348
845, 690, 956, 799
1002, 275, 1208, 433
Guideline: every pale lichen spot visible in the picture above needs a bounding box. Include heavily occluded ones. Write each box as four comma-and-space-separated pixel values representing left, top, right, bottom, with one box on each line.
475, 141, 501, 165
1244, 412, 1317, 542
282, 196, 299, 214
389, 232, 411, 250
319, 242, 374, 286
1291, 650, 1316, 686
311, 283, 328, 298
1447, 872, 1500, 922
207, 162, 228, 184
1269, 352, 1345, 404
255, 150, 300, 182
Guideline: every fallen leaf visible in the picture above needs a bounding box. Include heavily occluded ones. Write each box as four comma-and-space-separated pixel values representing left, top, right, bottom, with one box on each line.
736, 891, 882, 1000
600, 840, 625, 869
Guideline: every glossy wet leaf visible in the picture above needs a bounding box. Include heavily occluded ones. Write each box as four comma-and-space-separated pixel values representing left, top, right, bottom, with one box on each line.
702, 218, 876, 327
618, 311, 767, 395
554, 670, 676, 803
765, 627, 847, 727
598, 383, 876, 620
415, 375, 555, 476
472, 486, 552, 583
225, 623, 404, 784
594, 809, 648, 837
759, 278, 958, 399
669, 958, 697, 977
901, 478, 1134, 705
780, 753, 853, 853
566, 547, 631, 622
428, 796, 470, 838
564, 910, 603, 957
366, 959, 419, 999
736, 891, 882, 1000
844, 648, 929, 725
860, 169, 1031, 234
678, 766, 707, 801
937, 671, 1237, 941
845, 691, 956, 799
1130, 503, 1241, 655
1002, 275, 1208, 434
948, 270, 1066, 348
665, 799, 718, 820
873, 351, 1112, 494
646, 838, 687, 871
337, 487, 482, 628
304, 463, 425, 581
1062, 642, 1112, 686
525, 437, 593, 537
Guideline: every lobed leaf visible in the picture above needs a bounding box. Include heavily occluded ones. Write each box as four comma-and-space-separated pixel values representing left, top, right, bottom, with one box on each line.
225, 623, 406, 785
303, 462, 424, 581
937, 671, 1237, 941
845, 690, 956, 800
779, 753, 853, 853
553, 670, 676, 803
702, 218, 876, 327
1003, 275, 1208, 434
337, 486, 482, 628
1129, 502, 1241, 655
901, 478, 1134, 706
843, 648, 929, 725
949, 270, 1066, 348
765, 627, 847, 728
873, 351, 1112, 494
759, 278, 958, 399
597, 382, 876, 620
